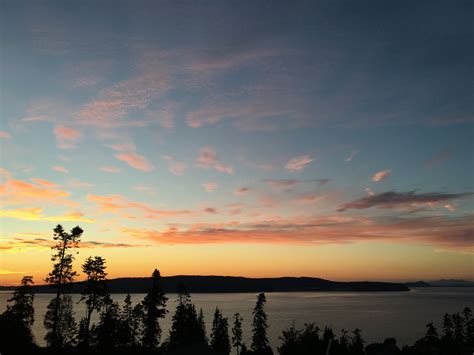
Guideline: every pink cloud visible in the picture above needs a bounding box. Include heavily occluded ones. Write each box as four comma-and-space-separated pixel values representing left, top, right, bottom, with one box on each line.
202, 182, 219, 192
100, 166, 121, 173
163, 155, 186, 175
54, 125, 81, 149
372, 169, 391, 182
0, 131, 11, 139
196, 147, 234, 174
116, 153, 154, 172
285, 155, 314, 172
233, 187, 251, 196
52, 166, 69, 174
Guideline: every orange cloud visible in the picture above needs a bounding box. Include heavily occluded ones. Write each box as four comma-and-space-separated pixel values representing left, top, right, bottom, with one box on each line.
87, 193, 191, 219
0, 208, 95, 223
100, 166, 121, 173
203, 182, 219, 192
372, 169, 391, 182
54, 125, 81, 149
115, 152, 154, 172
0, 177, 76, 206
0, 131, 11, 139
121, 213, 474, 254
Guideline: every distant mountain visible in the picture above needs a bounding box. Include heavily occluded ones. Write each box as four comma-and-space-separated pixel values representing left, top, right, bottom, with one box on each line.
429, 279, 474, 287
0, 275, 409, 293
404, 281, 431, 287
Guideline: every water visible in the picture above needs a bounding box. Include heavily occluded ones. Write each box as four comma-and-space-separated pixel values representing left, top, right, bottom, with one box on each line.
1, 288, 473, 350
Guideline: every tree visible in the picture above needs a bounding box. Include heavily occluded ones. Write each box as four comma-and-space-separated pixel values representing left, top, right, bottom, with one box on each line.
78, 256, 108, 346
44, 294, 77, 348
198, 308, 207, 342
168, 283, 207, 349
424, 322, 439, 342
211, 307, 231, 354
141, 268, 168, 349
44, 224, 82, 348
232, 313, 244, 355
463, 307, 474, 346
251, 293, 271, 353
95, 295, 121, 350
442, 313, 454, 342
351, 328, 364, 355
4, 276, 35, 326
452, 312, 464, 343
119, 294, 137, 347
0, 276, 36, 354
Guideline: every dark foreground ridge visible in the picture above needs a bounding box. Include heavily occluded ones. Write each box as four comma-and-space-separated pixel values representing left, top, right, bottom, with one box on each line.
0, 275, 409, 293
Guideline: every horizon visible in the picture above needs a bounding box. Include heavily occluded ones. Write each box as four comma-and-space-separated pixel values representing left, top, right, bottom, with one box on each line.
1, 0, 473, 286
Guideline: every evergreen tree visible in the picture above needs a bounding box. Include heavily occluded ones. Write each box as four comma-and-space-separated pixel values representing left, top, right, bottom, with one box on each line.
277, 324, 300, 355
141, 269, 168, 349
168, 284, 207, 349
351, 328, 364, 355
251, 293, 270, 353
424, 322, 439, 342
442, 313, 454, 341
119, 294, 137, 347
211, 307, 231, 354
95, 295, 121, 350
463, 307, 474, 346
232, 313, 244, 355
452, 312, 465, 343
339, 329, 350, 353
4, 276, 35, 326
78, 256, 108, 346
44, 294, 77, 348
44, 224, 82, 348
198, 308, 207, 342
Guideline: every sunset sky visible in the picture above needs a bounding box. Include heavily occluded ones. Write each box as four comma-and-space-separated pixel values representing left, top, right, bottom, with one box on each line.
1, 0, 473, 285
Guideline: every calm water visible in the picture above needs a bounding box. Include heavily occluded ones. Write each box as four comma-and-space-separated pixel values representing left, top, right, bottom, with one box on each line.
1, 288, 473, 350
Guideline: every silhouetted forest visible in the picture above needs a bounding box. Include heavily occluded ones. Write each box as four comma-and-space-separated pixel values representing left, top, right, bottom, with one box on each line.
1, 225, 473, 355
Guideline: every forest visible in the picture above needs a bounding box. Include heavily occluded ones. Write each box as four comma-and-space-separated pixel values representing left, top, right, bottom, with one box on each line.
1, 225, 473, 355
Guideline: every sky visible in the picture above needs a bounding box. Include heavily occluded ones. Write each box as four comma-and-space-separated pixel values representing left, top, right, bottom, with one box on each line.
0, 0, 473, 285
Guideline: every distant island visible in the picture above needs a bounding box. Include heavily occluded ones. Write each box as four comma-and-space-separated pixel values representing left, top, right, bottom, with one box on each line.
0, 275, 409, 293
405, 279, 474, 287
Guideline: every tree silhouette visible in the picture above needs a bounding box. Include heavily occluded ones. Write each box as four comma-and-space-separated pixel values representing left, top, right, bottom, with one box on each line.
463, 307, 474, 346
351, 328, 364, 355
44, 224, 82, 348
251, 293, 271, 353
95, 294, 121, 350
141, 268, 168, 349
78, 255, 108, 346
118, 294, 138, 347
168, 283, 207, 350
232, 312, 244, 355
198, 307, 208, 342
0, 276, 36, 354
210, 307, 230, 354
5, 275, 35, 326
44, 294, 77, 348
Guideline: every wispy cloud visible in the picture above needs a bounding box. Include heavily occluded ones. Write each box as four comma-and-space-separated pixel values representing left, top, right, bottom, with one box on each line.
100, 166, 121, 173
233, 187, 251, 196
338, 190, 473, 211
163, 155, 186, 175
110, 142, 154, 172
52, 166, 69, 174
202, 182, 219, 193
285, 155, 313, 172
0, 131, 11, 139
196, 147, 234, 174
0, 208, 95, 223
345, 151, 358, 162
372, 169, 391, 182
54, 125, 81, 149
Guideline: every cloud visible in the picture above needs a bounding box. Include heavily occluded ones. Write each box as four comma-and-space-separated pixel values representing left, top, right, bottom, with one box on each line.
203, 207, 218, 214
67, 179, 93, 189
0, 131, 11, 139
121, 213, 474, 254
52, 166, 69, 174
87, 193, 191, 219
372, 169, 391, 182
0, 176, 76, 206
163, 155, 186, 175
345, 151, 358, 162
202, 182, 219, 192
54, 125, 81, 149
100, 166, 121, 173
425, 148, 452, 167
338, 190, 473, 211
0, 208, 95, 223
116, 153, 154, 172
264, 178, 329, 190
233, 187, 251, 196
285, 155, 313, 172
1, 237, 147, 254
196, 147, 234, 174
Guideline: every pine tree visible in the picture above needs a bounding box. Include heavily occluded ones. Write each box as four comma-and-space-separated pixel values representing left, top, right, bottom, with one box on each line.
141, 269, 168, 349
5, 276, 35, 326
251, 293, 270, 352
96, 295, 121, 350
442, 313, 454, 341
198, 308, 207, 342
119, 294, 136, 347
232, 313, 244, 355
463, 307, 474, 346
44, 294, 77, 348
351, 328, 364, 355
44, 224, 82, 348
210, 307, 230, 354
78, 256, 108, 346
